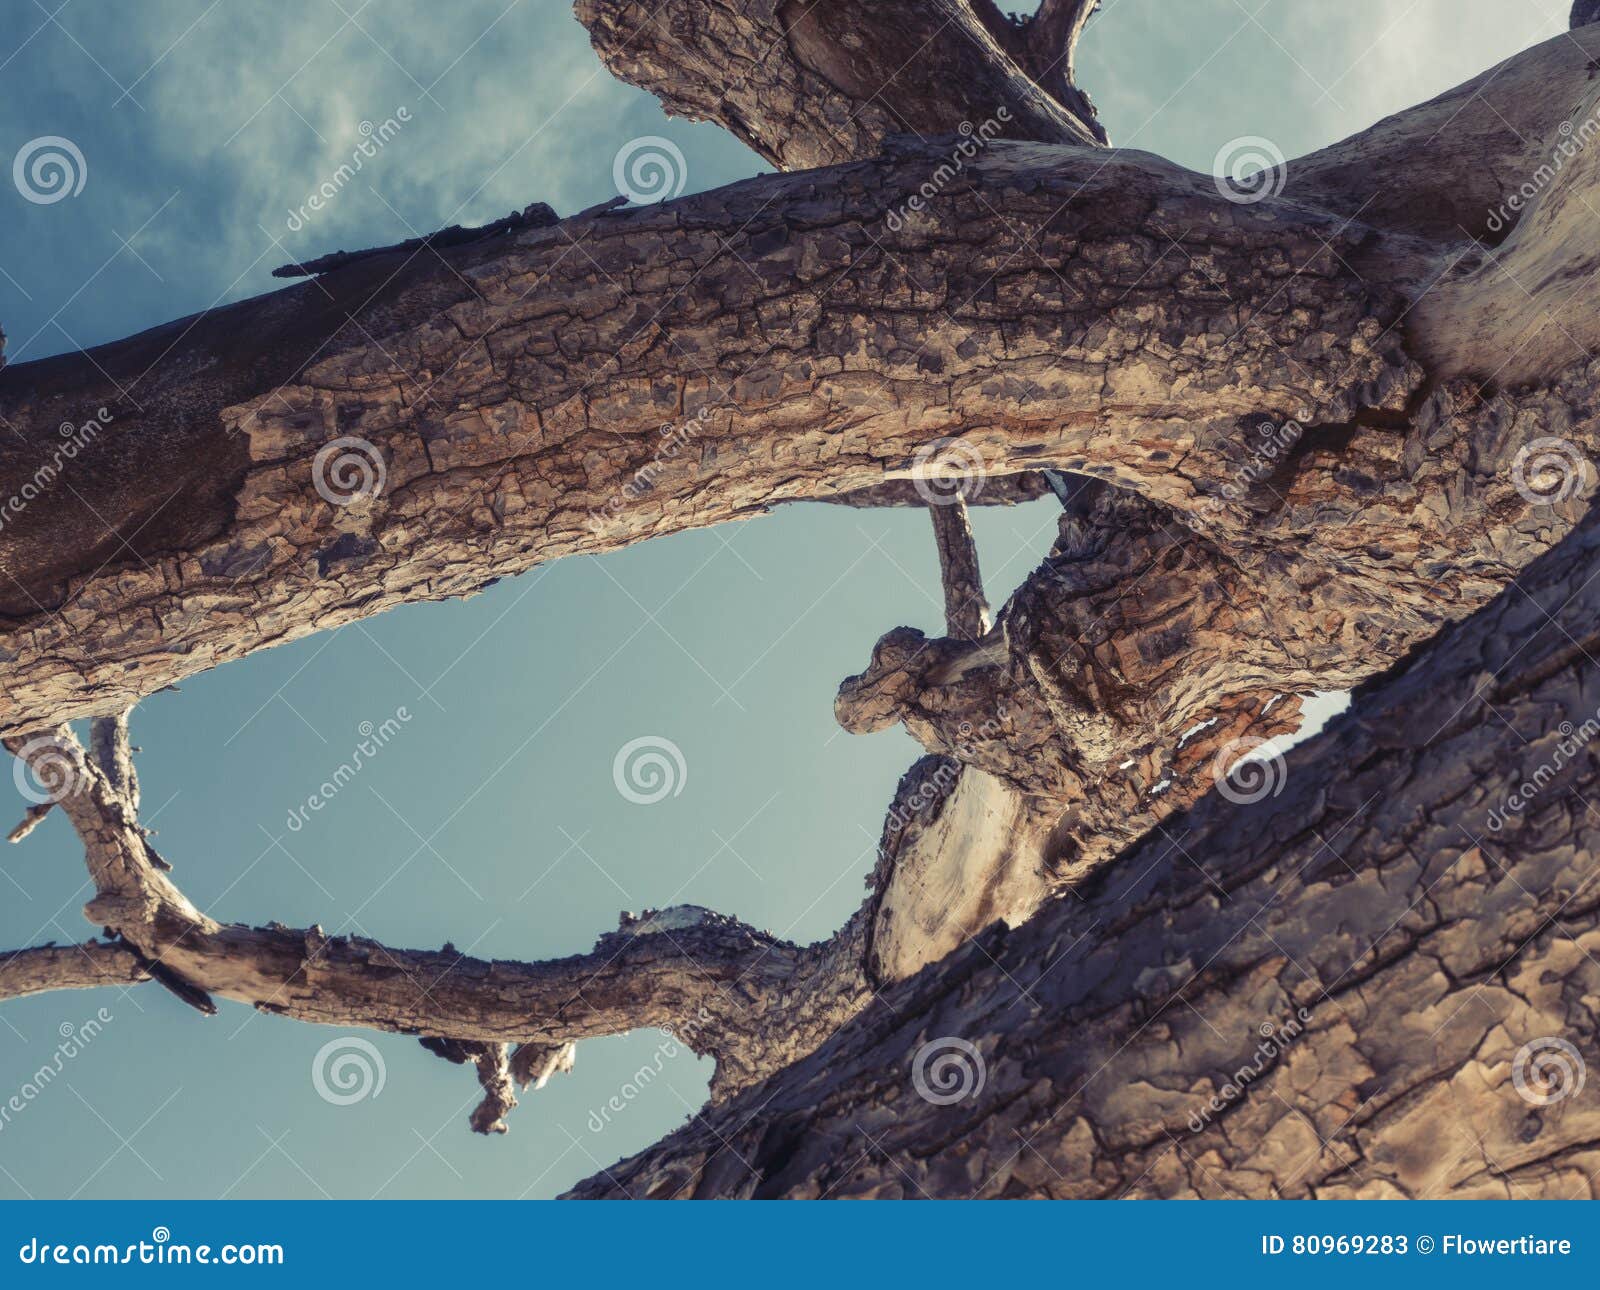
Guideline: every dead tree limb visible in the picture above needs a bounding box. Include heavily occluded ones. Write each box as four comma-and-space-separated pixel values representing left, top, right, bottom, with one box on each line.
0, 941, 149, 999
0, 714, 877, 1112
927, 500, 989, 642
1, 27, 1597, 746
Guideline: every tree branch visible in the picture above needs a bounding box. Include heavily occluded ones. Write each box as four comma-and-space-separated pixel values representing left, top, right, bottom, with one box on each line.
0, 124, 1494, 735
1290, 24, 1600, 242
574, 0, 1102, 172
2, 719, 858, 1117
7, 802, 52, 843
927, 500, 989, 642
419, 1037, 529, 1135
971, 0, 1102, 139
0, 940, 149, 1001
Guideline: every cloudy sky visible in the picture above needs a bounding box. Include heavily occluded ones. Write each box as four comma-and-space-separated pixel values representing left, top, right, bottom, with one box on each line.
0, 0, 1570, 1199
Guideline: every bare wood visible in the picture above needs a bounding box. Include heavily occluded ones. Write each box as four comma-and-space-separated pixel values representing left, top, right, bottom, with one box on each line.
420, 1037, 525, 1135
1290, 26, 1600, 245
3, 714, 871, 1103
3, 6, 1600, 1179
0, 138, 1429, 732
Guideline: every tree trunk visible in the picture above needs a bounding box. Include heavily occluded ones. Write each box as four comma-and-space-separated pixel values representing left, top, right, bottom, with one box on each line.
569, 500, 1600, 1198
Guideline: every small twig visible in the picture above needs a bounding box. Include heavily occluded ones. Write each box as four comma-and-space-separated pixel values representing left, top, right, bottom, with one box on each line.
7, 802, 53, 844
420, 1037, 524, 1135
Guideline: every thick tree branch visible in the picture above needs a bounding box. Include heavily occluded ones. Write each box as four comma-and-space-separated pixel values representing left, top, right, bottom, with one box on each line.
3, 13, 1599, 1176
7, 28, 1596, 739
0, 103, 1557, 738
1291, 25, 1600, 243
574, 0, 1102, 173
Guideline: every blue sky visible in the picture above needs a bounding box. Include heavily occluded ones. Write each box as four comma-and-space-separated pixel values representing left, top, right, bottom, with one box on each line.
0, 0, 1568, 1199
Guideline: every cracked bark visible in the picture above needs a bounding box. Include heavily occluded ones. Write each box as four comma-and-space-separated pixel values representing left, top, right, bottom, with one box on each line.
569, 500, 1600, 1198
0, 941, 148, 999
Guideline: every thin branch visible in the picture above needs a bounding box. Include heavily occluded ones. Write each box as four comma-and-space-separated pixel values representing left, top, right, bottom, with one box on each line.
1028, 0, 1098, 81
7, 802, 52, 843
927, 500, 990, 641
2, 721, 804, 1129
0, 941, 149, 1001
510, 1040, 577, 1090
